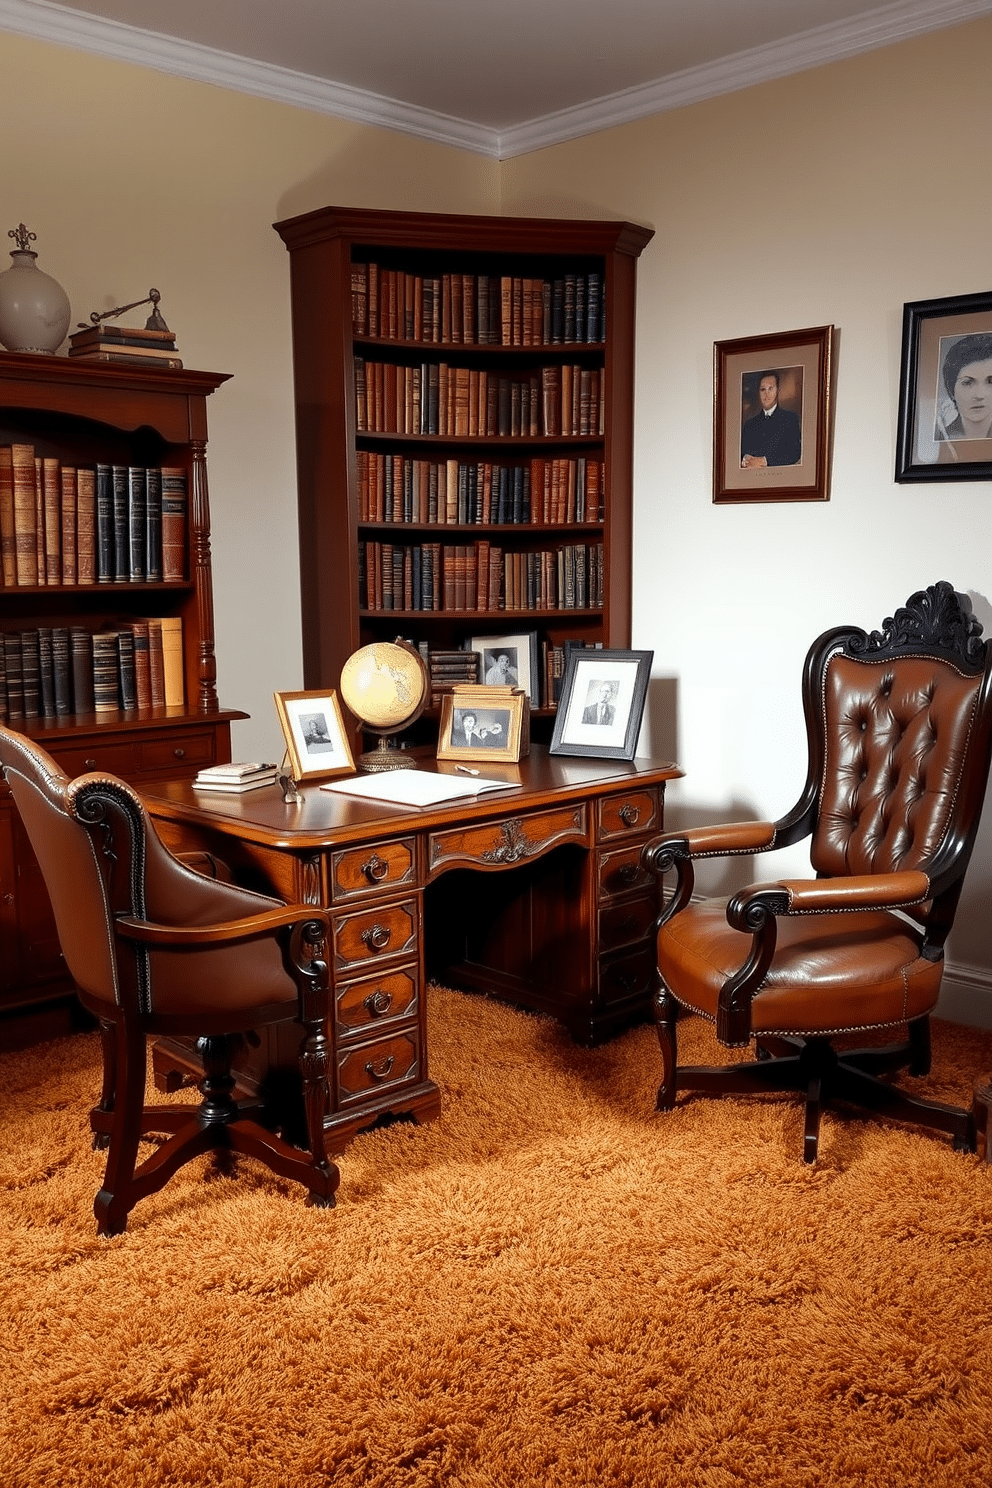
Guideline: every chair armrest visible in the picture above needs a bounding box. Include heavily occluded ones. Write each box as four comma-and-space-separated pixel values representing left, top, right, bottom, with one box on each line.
642, 821, 779, 929
116, 904, 330, 948
729, 870, 931, 925
643, 820, 778, 868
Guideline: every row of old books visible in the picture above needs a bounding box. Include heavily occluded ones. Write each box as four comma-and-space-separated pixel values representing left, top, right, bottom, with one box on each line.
0, 446, 187, 588
0, 618, 183, 723
358, 539, 604, 614
351, 265, 605, 347
354, 360, 604, 439
357, 454, 605, 527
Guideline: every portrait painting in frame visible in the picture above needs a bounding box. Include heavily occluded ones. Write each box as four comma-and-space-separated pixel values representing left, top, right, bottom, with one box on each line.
714, 325, 834, 503
895, 290, 992, 482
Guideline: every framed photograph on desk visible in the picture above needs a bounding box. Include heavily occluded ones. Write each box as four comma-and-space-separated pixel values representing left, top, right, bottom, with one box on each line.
274, 689, 355, 782
437, 686, 527, 764
550, 649, 652, 761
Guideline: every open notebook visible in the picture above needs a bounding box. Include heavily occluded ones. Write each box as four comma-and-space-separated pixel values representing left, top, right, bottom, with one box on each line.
321, 769, 521, 808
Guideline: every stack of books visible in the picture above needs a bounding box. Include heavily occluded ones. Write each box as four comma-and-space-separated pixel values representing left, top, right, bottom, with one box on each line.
67, 323, 183, 370
427, 648, 480, 696
192, 762, 279, 794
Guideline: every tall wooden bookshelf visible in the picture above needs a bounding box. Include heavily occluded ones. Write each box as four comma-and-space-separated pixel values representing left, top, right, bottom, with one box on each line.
0, 352, 245, 1045
273, 205, 653, 739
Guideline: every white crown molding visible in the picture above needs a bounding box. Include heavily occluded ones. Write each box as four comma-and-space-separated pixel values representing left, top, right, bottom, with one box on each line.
1, 0, 990, 162
498, 0, 992, 157
0, 0, 499, 155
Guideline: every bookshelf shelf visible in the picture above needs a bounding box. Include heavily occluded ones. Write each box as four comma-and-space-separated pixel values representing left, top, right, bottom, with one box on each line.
0, 351, 245, 1041
273, 204, 653, 741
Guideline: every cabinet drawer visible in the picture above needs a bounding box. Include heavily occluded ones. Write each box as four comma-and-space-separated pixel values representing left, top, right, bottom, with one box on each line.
140, 732, 216, 775
429, 804, 586, 878
336, 1027, 420, 1105
330, 837, 418, 903
52, 739, 142, 779
336, 966, 419, 1037
331, 897, 419, 974
598, 842, 654, 900
599, 895, 657, 954
597, 789, 660, 842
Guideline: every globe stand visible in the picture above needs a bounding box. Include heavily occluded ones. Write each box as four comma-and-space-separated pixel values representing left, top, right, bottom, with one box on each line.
357, 735, 417, 773
340, 639, 431, 775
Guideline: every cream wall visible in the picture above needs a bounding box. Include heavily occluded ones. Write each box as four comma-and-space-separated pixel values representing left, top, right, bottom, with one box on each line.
1, 18, 989, 1021
501, 18, 992, 1022
0, 29, 499, 777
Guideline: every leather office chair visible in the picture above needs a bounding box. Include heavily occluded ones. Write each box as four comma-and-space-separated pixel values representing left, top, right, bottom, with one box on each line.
0, 726, 340, 1234
642, 582, 992, 1161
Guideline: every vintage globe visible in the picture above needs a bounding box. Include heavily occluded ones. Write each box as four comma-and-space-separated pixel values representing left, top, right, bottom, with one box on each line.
339, 640, 429, 771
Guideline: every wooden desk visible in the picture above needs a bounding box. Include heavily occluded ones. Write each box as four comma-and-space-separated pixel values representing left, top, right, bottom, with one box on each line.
144, 747, 682, 1148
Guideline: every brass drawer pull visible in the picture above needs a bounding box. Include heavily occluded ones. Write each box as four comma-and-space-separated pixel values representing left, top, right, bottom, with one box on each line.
361, 923, 392, 953
619, 863, 639, 886
618, 804, 640, 827
365, 1055, 395, 1081
362, 853, 389, 883
173, 747, 186, 759
85, 758, 97, 770
363, 989, 393, 1017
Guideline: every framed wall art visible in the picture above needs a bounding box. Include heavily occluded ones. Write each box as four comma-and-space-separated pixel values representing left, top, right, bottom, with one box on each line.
436, 686, 527, 764
549, 648, 652, 761
895, 290, 992, 482
713, 324, 834, 503
273, 689, 355, 782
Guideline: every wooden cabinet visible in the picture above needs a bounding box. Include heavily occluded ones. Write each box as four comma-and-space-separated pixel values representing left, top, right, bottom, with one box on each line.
0, 353, 245, 1045
272, 205, 653, 742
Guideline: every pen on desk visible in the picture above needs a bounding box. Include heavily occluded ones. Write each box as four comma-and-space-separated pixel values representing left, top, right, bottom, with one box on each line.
455, 764, 480, 775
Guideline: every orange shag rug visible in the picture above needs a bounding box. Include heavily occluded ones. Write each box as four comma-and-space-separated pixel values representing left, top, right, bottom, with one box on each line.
2, 988, 992, 1488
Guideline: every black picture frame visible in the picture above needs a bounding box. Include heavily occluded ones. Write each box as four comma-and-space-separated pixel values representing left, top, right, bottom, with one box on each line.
895, 290, 992, 482
549, 648, 652, 761
713, 325, 834, 503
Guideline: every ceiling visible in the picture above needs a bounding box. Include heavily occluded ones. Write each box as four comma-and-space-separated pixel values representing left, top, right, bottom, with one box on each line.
3, 0, 990, 156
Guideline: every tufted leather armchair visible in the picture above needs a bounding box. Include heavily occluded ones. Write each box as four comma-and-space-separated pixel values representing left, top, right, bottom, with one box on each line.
641, 582, 992, 1161
0, 725, 340, 1234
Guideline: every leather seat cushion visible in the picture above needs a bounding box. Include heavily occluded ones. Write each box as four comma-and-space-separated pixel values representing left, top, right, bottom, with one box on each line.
657, 898, 943, 1036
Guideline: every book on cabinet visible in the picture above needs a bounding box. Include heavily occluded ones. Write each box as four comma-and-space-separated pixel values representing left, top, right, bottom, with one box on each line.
273, 205, 652, 745
0, 351, 246, 1042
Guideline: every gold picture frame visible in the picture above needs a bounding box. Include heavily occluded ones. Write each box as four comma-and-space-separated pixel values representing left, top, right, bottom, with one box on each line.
436, 685, 528, 764
273, 689, 356, 782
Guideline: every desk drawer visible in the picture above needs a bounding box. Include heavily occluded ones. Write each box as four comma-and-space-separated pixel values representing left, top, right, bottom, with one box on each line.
599, 895, 657, 954
428, 804, 586, 878
598, 843, 654, 900
598, 942, 656, 1005
336, 966, 419, 1037
331, 897, 419, 974
597, 789, 660, 843
330, 837, 418, 903
336, 1027, 420, 1105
